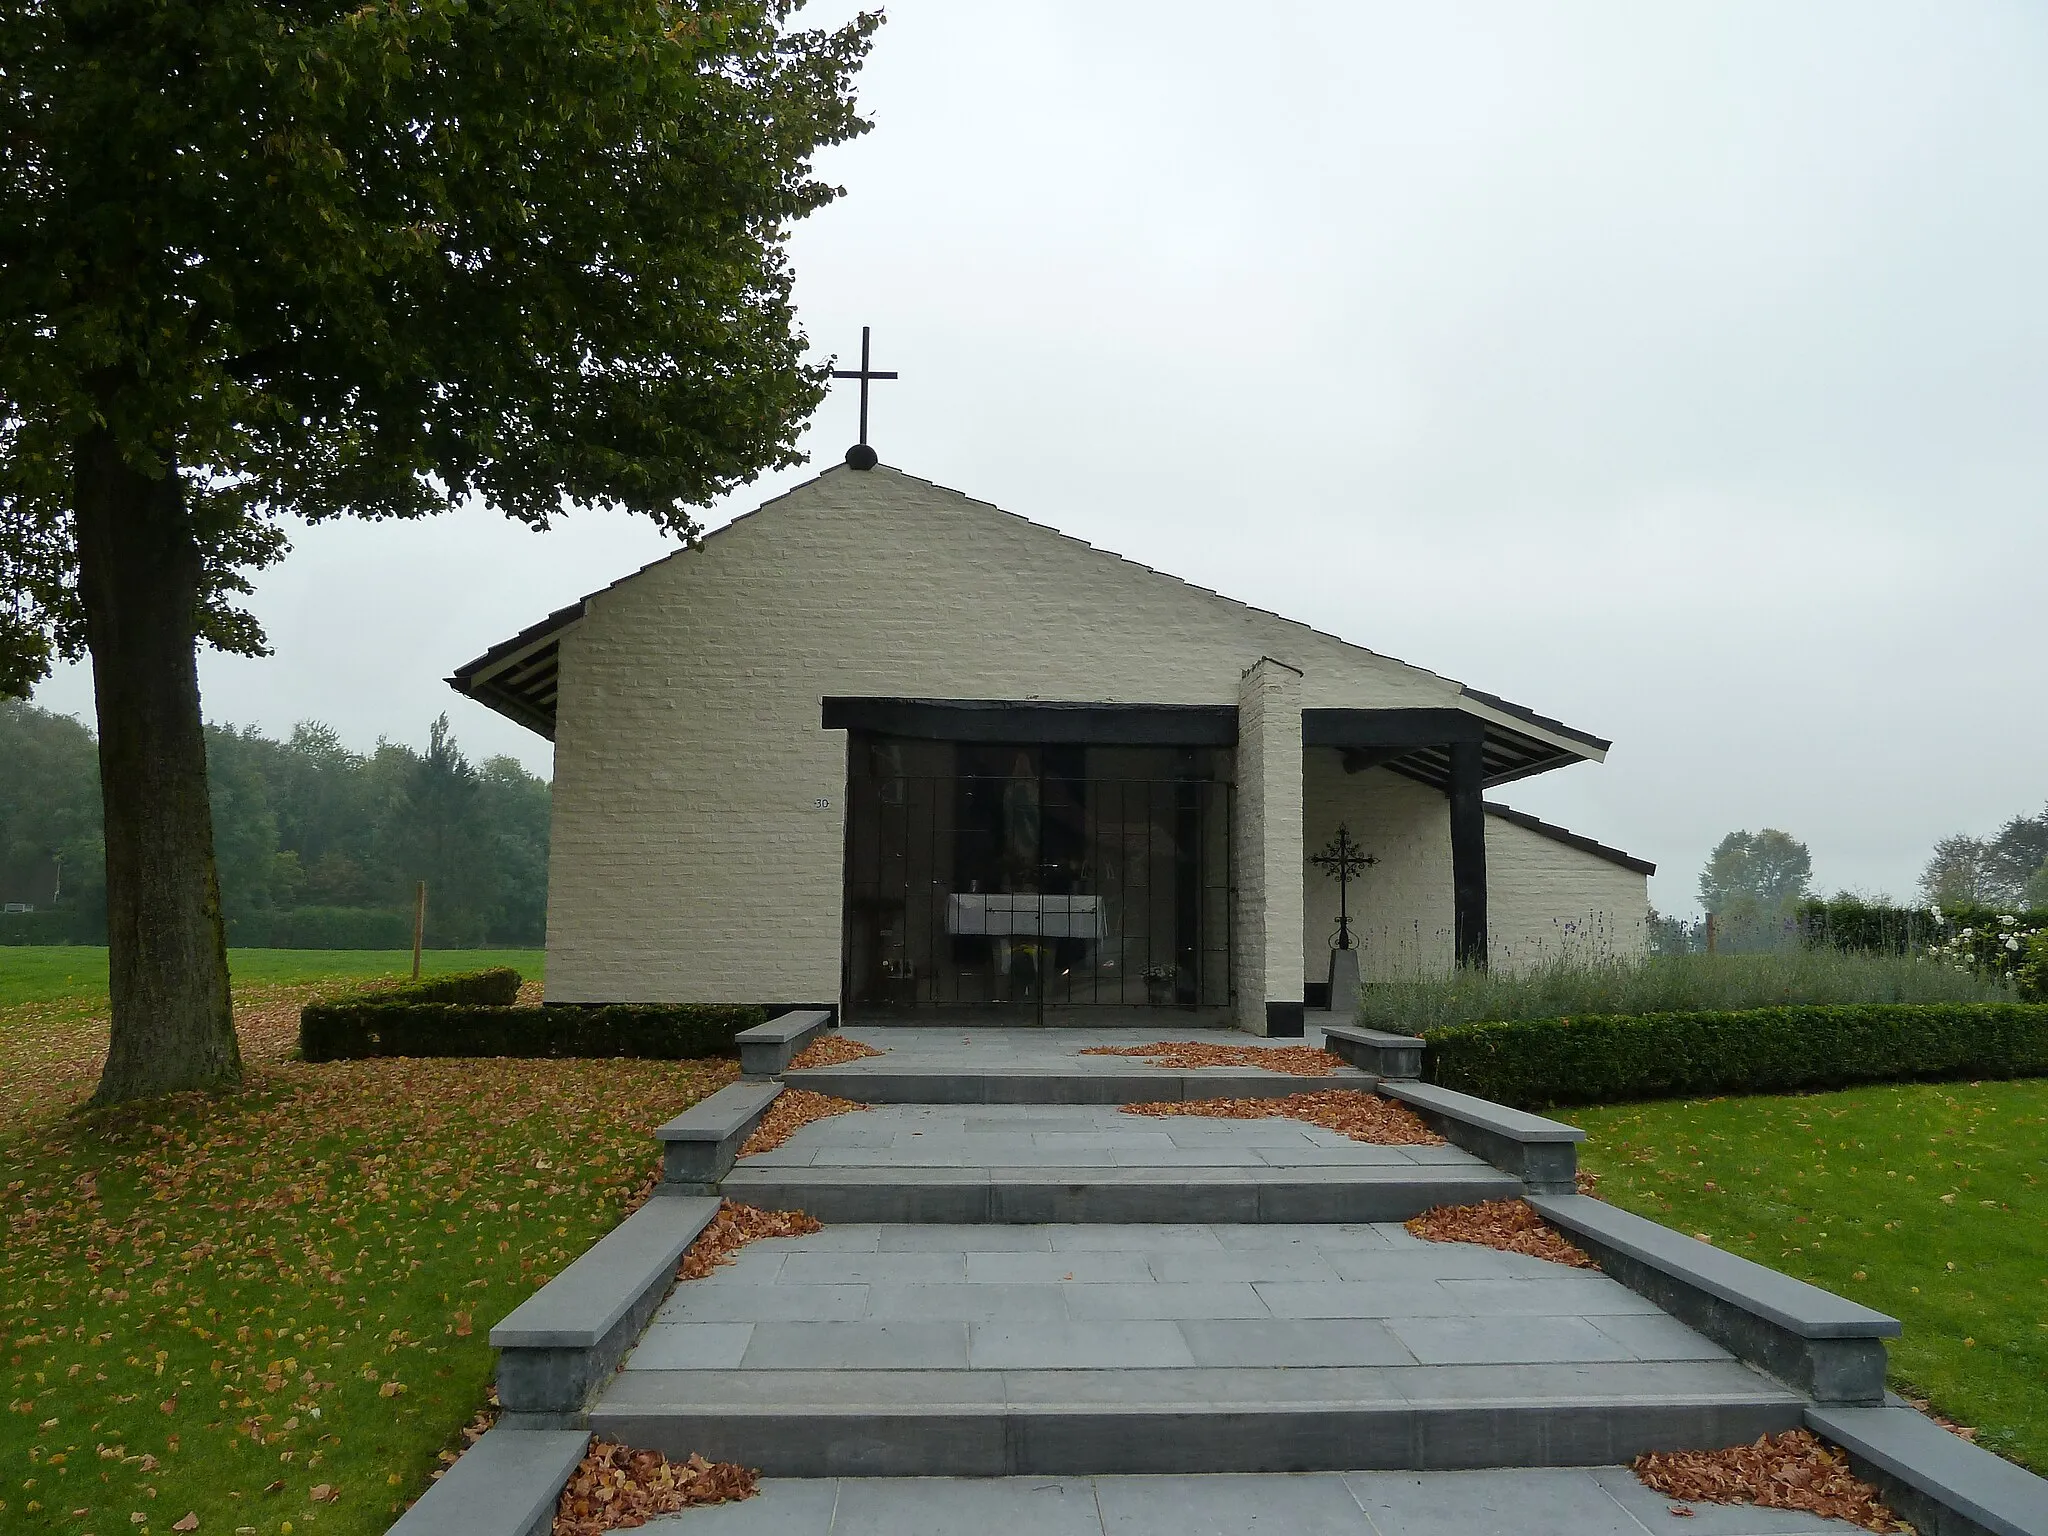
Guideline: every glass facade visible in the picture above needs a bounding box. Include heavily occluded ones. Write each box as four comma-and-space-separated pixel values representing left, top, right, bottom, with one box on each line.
842, 735, 1231, 1020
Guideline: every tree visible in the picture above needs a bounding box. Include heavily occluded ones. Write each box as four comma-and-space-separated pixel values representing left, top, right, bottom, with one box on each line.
0, 0, 877, 1101
1985, 807, 2048, 908
1698, 828, 1812, 949
1919, 833, 1995, 908
1699, 828, 1814, 913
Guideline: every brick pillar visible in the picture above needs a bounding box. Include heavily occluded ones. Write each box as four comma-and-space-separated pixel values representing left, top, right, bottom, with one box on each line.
1232, 658, 1305, 1036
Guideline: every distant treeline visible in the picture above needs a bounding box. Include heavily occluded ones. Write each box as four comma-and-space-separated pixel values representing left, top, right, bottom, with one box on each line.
2, 702, 548, 947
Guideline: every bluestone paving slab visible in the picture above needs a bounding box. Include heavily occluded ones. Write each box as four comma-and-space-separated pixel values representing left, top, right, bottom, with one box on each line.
656, 1283, 870, 1323
1435, 1274, 1667, 1315
1214, 1222, 1396, 1250
778, 1250, 965, 1284
969, 1320, 1199, 1369
1588, 1464, 1865, 1534
1345, 1466, 1644, 1536
829, 1474, 1105, 1536
1149, 1249, 1344, 1283
740, 1321, 972, 1370
1382, 1314, 1642, 1366
637, 1476, 841, 1534
1094, 1471, 1374, 1533
627, 1322, 756, 1370
1588, 1311, 1740, 1361
878, 1223, 1055, 1250
1050, 1223, 1225, 1250
965, 1250, 1156, 1283
1177, 1318, 1418, 1368
1060, 1281, 1269, 1320
865, 1282, 1071, 1322
1254, 1280, 1466, 1319
636, 1469, 1871, 1535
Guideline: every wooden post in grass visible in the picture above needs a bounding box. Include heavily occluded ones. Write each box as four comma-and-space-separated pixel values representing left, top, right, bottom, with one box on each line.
411, 881, 427, 980
1705, 911, 1718, 955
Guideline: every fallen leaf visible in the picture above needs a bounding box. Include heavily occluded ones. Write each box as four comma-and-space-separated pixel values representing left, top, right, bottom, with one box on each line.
172, 1515, 199, 1532
308, 1484, 334, 1503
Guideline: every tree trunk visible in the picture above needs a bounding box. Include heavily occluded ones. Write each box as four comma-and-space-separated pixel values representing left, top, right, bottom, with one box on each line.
74, 427, 241, 1104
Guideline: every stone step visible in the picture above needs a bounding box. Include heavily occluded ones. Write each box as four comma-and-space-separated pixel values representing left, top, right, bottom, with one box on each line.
720, 1161, 1522, 1224
591, 1361, 1805, 1477
789, 1062, 1372, 1105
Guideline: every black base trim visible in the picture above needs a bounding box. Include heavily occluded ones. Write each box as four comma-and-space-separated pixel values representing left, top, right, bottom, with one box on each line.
1302, 983, 1331, 1011
1265, 1002, 1306, 1038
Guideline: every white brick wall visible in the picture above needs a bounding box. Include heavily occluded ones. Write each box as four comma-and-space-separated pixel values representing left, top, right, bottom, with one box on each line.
1232, 659, 1304, 1031
543, 466, 1608, 1003
1300, 750, 1650, 983
1485, 814, 1651, 971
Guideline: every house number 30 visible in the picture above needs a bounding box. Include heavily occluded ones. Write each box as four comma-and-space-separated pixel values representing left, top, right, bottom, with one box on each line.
814, 797, 832, 811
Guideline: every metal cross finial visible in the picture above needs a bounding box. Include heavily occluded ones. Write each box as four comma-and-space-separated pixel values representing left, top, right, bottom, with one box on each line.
1310, 823, 1378, 951
831, 325, 898, 470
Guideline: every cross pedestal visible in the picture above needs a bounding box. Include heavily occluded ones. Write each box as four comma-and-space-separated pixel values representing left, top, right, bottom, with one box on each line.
1326, 945, 1361, 1019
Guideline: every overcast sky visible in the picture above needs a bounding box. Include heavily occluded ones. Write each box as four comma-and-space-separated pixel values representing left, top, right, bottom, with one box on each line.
32, 1, 2048, 916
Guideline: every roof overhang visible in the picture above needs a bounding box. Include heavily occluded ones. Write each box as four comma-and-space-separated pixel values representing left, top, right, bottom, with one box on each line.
447, 600, 586, 741
1306, 704, 1607, 792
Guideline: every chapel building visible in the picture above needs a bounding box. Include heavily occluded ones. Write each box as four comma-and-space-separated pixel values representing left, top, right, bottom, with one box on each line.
451, 464, 1652, 1034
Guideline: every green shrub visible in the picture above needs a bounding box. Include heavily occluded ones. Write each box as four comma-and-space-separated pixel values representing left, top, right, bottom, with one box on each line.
2020, 933, 2048, 1004
299, 999, 764, 1063
0, 909, 95, 945
228, 906, 415, 948
1424, 1003, 2048, 1108
1359, 949, 2009, 1035
369, 966, 523, 1007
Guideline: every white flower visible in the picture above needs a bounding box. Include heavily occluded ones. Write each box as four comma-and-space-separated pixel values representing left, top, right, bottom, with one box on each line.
2006, 937, 2021, 951
1999, 914, 2017, 926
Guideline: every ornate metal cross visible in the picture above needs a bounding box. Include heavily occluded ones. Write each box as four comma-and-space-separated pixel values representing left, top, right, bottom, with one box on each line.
831, 325, 898, 469
1310, 823, 1377, 951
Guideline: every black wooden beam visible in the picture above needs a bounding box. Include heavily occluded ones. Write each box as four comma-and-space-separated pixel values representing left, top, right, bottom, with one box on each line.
1339, 744, 1417, 775
1449, 738, 1489, 970
1302, 708, 1486, 749
820, 697, 1238, 746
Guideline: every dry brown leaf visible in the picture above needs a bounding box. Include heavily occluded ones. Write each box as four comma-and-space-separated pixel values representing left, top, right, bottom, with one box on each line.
308, 1484, 335, 1503
1123, 1089, 1444, 1146
171, 1515, 199, 1532
739, 1089, 868, 1157
552, 1440, 757, 1536
1081, 1040, 1346, 1074
787, 1035, 886, 1070
1634, 1430, 1910, 1533
679, 1201, 822, 1281
1406, 1198, 1600, 1269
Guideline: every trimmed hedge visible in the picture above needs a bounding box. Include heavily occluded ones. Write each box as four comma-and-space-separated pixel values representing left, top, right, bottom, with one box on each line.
299, 999, 765, 1063
229, 906, 415, 949
1424, 1003, 2048, 1109
1797, 897, 2048, 955
372, 967, 524, 1007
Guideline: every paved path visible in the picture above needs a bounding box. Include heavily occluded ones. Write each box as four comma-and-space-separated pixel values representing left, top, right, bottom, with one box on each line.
607, 1025, 1845, 1526
644, 1466, 1845, 1535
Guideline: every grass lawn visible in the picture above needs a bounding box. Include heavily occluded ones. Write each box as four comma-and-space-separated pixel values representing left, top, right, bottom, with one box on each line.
1574, 1078, 2048, 1471
1, 951, 735, 1536
0, 948, 547, 1009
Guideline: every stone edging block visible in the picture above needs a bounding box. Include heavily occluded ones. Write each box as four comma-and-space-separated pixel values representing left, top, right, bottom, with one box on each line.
1807, 1400, 2048, 1536
1379, 1080, 1583, 1193
737, 1008, 834, 1077
655, 1080, 785, 1190
1320, 1024, 1423, 1079
384, 1424, 589, 1536
490, 1195, 719, 1414
1529, 1192, 1900, 1404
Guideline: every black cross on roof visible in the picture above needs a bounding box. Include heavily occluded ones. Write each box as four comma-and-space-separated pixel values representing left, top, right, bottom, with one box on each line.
831, 326, 897, 470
